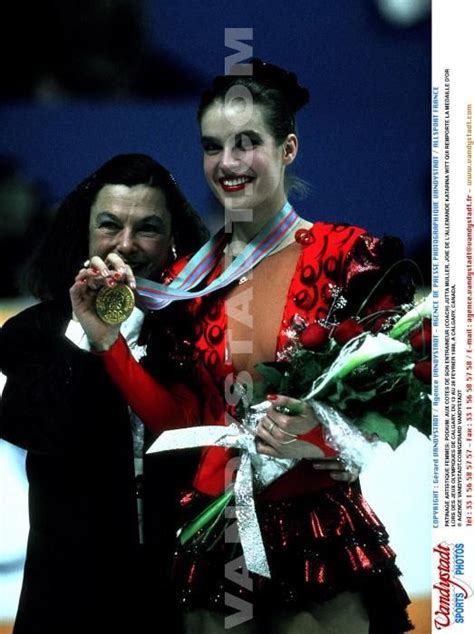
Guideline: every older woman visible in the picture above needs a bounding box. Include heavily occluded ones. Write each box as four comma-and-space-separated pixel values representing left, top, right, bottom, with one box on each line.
0, 153, 208, 634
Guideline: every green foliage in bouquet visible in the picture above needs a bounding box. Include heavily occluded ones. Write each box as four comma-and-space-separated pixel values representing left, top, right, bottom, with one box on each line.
251, 293, 432, 450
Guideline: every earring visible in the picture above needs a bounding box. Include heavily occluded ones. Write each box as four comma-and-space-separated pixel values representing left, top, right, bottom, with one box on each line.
171, 244, 178, 261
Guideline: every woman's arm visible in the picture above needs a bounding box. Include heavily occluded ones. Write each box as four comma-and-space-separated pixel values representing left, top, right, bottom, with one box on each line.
70, 255, 201, 435
97, 334, 200, 434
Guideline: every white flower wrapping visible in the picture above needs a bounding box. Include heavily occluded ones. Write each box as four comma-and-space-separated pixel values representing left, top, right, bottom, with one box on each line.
147, 397, 369, 578
147, 400, 296, 577
147, 292, 432, 577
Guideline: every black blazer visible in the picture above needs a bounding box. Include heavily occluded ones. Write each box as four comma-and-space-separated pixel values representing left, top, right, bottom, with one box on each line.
0, 300, 189, 634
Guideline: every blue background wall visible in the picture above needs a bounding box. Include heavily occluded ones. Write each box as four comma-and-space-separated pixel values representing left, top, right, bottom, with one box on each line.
0, 0, 430, 276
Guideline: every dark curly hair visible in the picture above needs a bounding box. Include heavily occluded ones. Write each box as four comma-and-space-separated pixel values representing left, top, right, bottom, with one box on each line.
25, 153, 209, 301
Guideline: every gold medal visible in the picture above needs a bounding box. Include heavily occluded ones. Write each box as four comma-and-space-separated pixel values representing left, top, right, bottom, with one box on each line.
95, 283, 135, 325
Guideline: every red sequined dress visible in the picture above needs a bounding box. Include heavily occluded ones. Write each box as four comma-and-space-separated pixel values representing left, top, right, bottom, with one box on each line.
100, 222, 415, 633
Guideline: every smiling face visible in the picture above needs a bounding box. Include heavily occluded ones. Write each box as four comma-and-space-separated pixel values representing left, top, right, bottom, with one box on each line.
88, 183, 173, 277
200, 100, 297, 224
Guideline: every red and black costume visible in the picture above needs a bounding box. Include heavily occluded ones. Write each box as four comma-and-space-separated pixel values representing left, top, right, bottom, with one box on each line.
100, 222, 415, 633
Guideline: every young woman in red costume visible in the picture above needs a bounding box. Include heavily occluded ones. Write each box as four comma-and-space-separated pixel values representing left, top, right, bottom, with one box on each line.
71, 60, 415, 633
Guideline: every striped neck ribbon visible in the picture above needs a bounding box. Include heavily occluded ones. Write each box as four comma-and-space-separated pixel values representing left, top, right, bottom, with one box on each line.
136, 201, 300, 310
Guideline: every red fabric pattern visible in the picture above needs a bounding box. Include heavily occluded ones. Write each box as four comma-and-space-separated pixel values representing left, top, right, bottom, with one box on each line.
172, 484, 414, 633
100, 222, 394, 499
192, 222, 367, 497
100, 335, 200, 433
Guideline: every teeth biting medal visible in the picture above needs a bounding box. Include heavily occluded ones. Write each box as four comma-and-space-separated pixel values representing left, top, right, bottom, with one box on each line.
95, 283, 135, 325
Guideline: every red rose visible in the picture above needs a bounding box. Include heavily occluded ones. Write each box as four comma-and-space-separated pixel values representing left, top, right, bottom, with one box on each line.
332, 319, 365, 345
372, 316, 389, 333
413, 360, 431, 384
366, 294, 398, 332
409, 318, 432, 351
299, 323, 329, 350
366, 294, 398, 313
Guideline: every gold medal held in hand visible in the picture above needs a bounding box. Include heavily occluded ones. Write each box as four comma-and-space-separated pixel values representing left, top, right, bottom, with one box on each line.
95, 283, 135, 325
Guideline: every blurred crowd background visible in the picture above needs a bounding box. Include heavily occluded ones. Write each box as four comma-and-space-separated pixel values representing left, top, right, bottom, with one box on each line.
1, 1, 431, 631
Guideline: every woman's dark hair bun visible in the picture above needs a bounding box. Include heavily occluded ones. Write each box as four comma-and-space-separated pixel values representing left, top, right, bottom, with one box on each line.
249, 58, 310, 112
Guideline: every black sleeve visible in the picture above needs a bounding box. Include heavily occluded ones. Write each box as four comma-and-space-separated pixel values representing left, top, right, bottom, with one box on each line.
0, 303, 121, 455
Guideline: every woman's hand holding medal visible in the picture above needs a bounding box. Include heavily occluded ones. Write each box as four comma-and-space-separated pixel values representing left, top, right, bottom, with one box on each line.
69, 254, 136, 351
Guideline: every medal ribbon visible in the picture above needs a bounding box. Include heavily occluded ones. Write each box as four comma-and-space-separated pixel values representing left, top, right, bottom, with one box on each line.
136, 202, 299, 310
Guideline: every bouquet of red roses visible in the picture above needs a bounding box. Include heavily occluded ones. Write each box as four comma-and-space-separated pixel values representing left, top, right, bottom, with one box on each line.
149, 291, 432, 575
252, 291, 432, 450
